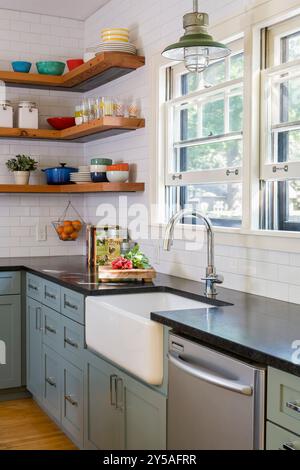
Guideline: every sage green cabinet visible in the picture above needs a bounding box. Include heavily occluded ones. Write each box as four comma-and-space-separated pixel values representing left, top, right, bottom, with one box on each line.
42, 345, 61, 422
84, 350, 123, 450
61, 359, 84, 446
84, 350, 167, 451
0, 295, 21, 389
266, 421, 300, 450
26, 297, 43, 399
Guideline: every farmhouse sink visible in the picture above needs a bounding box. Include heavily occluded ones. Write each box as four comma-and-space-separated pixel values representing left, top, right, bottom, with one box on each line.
85, 292, 212, 385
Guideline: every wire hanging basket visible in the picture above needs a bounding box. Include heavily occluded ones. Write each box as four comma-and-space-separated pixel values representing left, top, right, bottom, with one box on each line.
52, 201, 85, 242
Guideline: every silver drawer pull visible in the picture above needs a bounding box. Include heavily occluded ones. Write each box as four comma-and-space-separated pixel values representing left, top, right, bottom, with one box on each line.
46, 377, 56, 388
65, 395, 78, 407
45, 325, 56, 335
45, 291, 56, 300
286, 401, 300, 413
64, 337, 79, 349
65, 300, 78, 311
29, 283, 38, 291
110, 375, 117, 406
283, 442, 298, 451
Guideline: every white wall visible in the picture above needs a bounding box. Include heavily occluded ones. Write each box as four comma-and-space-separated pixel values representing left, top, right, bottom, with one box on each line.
83, 0, 300, 304
0, 9, 85, 257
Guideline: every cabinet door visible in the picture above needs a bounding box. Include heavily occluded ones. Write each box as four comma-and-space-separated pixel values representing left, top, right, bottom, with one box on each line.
42, 345, 61, 422
61, 360, 84, 448
0, 295, 21, 389
266, 421, 300, 450
84, 351, 123, 450
121, 373, 167, 450
26, 297, 43, 398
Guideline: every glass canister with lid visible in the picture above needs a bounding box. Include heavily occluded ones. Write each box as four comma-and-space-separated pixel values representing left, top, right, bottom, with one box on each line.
17, 101, 38, 129
0, 100, 13, 128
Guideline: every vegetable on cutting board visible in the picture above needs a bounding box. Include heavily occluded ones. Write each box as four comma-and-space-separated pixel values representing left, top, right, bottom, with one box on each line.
111, 244, 151, 270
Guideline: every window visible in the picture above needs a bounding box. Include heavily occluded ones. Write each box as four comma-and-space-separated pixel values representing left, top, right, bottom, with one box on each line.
164, 38, 244, 227
261, 16, 300, 231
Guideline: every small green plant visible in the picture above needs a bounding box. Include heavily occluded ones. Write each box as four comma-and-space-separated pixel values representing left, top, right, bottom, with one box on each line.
6, 155, 38, 172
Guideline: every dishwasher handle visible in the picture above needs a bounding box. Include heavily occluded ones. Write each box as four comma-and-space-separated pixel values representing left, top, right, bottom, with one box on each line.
168, 351, 253, 396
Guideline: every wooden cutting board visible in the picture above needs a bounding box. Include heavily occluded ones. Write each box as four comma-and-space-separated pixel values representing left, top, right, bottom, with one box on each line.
98, 266, 156, 283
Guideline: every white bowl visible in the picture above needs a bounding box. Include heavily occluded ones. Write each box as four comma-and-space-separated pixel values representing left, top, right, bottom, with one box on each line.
106, 171, 129, 183
84, 52, 96, 62
90, 165, 108, 172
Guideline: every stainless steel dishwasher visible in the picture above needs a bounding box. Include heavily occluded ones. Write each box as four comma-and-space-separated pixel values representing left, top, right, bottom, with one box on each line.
168, 334, 265, 450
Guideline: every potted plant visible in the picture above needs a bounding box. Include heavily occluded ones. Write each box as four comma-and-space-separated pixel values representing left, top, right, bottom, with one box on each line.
6, 155, 38, 185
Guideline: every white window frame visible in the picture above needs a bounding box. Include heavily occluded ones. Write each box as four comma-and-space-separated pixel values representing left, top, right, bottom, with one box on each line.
164, 39, 244, 190
260, 23, 300, 183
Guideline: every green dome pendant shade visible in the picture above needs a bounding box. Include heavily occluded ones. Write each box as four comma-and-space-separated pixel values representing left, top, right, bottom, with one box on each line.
162, 0, 231, 73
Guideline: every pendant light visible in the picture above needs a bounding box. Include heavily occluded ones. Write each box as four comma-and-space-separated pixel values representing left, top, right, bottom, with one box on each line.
162, 0, 231, 73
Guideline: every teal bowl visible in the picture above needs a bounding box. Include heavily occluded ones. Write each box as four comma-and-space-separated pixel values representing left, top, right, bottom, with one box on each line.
91, 158, 113, 166
36, 61, 66, 76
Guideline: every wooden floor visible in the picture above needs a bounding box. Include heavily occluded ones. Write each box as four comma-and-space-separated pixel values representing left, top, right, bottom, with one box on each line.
0, 399, 77, 450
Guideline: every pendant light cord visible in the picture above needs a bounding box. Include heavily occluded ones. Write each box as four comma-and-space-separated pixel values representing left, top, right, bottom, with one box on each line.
193, 0, 199, 12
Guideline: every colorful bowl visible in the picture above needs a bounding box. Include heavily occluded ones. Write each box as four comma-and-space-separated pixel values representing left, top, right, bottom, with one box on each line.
36, 61, 66, 76
90, 165, 108, 172
91, 158, 113, 166
106, 171, 129, 183
67, 59, 84, 71
91, 172, 108, 183
47, 117, 76, 130
11, 61, 32, 73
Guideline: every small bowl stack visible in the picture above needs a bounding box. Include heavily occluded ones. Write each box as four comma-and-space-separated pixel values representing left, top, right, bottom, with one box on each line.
70, 166, 92, 184
90, 158, 113, 183
94, 28, 137, 55
102, 28, 129, 43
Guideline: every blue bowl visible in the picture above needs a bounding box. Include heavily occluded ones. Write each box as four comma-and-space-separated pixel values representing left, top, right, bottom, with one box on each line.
36, 61, 65, 76
12, 61, 32, 73
91, 172, 108, 183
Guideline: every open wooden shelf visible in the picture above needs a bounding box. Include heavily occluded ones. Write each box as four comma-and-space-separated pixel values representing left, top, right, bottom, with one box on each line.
0, 117, 145, 142
0, 182, 145, 194
0, 53, 145, 92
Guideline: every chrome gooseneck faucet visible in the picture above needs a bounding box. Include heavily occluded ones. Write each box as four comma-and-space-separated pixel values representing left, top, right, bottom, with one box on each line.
163, 209, 224, 299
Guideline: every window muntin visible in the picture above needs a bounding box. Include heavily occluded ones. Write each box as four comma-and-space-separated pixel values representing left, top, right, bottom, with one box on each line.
164, 38, 244, 227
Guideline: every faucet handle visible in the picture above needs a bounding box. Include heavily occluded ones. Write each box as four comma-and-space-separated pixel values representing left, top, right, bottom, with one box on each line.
201, 273, 224, 285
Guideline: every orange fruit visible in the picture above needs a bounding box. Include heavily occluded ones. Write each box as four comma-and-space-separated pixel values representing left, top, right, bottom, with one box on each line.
60, 232, 69, 241
64, 225, 74, 235
63, 220, 72, 226
56, 225, 64, 235
70, 232, 78, 240
72, 220, 82, 232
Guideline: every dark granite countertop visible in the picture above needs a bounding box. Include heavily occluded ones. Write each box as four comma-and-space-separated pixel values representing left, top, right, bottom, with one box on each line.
1, 255, 300, 378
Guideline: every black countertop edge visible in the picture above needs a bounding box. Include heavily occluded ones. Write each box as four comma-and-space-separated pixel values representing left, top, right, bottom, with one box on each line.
151, 312, 300, 378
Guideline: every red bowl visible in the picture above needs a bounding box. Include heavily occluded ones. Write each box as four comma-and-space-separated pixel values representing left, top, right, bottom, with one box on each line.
47, 117, 76, 130
67, 59, 84, 71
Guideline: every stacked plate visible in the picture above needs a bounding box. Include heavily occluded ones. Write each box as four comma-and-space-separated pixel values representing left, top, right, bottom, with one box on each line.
95, 42, 137, 55
70, 166, 91, 184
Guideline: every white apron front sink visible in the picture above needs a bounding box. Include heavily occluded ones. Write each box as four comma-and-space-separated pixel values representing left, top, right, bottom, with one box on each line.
85, 292, 212, 385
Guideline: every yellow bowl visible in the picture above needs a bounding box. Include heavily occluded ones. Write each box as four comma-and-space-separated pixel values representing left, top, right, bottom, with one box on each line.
102, 28, 129, 34
102, 37, 129, 43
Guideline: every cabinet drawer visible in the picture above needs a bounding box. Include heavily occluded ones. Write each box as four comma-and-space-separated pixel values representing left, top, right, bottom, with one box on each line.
268, 367, 300, 436
61, 315, 84, 368
61, 288, 84, 324
61, 360, 84, 448
0, 272, 20, 295
266, 421, 300, 450
27, 273, 43, 302
43, 306, 62, 353
42, 345, 61, 422
42, 280, 61, 312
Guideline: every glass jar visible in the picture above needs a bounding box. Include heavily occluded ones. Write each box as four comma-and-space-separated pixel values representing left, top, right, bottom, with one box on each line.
0, 100, 13, 128
17, 101, 38, 129
75, 105, 83, 125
